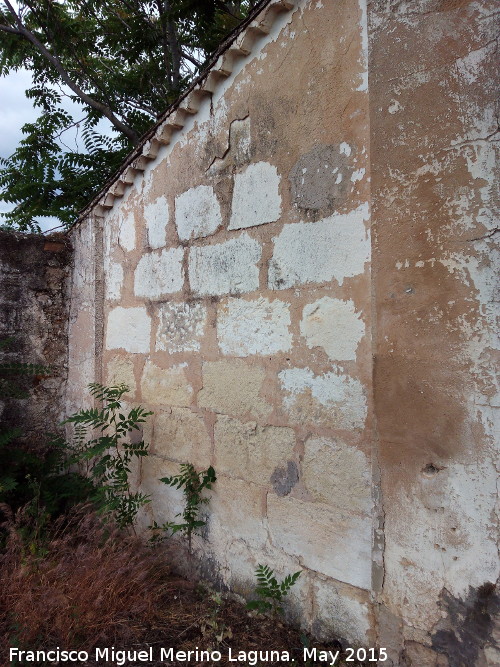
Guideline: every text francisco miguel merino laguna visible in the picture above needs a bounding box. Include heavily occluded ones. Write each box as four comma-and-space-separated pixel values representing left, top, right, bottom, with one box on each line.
9, 645, 388, 665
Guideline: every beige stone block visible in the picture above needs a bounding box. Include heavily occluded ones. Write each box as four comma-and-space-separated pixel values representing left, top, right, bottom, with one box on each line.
311, 576, 373, 645
154, 407, 211, 469
105, 355, 137, 396
214, 415, 295, 486
267, 494, 372, 590
198, 359, 271, 419
209, 476, 267, 548
303, 437, 372, 514
141, 361, 193, 407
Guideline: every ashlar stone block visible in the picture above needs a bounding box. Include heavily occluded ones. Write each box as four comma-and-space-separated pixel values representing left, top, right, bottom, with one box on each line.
267, 494, 372, 590
118, 212, 136, 252
198, 358, 271, 419
268, 203, 370, 289
214, 415, 295, 485
105, 306, 151, 353
217, 297, 292, 356
104, 259, 124, 301
229, 162, 282, 230
300, 297, 365, 361
188, 233, 261, 297
279, 367, 367, 430
134, 248, 184, 299
141, 361, 193, 407
156, 301, 207, 353
209, 476, 267, 548
311, 577, 373, 645
154, 407, 211, 469
105, 355, 137, 395
175, 185, 222, 241
303, 436, 372, 514
145, 195, 169, 249
141, 455, 184, 524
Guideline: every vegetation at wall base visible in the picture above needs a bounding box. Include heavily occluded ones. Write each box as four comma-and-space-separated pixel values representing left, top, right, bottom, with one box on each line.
0, 510, 366, 666
0, 337, 95, 544
247, 565, 302, 616
153, 463, 217, 552
60, 382, 153, 529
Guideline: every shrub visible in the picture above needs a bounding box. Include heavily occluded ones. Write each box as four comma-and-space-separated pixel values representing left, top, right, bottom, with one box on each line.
61, 383, 152, 529
152, 463, 216, 552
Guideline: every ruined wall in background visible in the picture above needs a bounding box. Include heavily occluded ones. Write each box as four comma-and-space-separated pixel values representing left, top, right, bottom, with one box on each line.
369, 1, 499, 664
0, 230, 70, 446
66, 0, 499, 663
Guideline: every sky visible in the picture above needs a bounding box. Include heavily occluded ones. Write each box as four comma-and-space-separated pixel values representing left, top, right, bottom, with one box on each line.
0, 67, 114, 234
0, 0, 60, 232
0, 69, 66, 233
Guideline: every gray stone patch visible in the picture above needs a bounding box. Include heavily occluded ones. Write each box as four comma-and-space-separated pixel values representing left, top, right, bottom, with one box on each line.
431, 583, 500, 667
289, 144, 356, 213
270, 460, 299, 497
156, 301, 207, 353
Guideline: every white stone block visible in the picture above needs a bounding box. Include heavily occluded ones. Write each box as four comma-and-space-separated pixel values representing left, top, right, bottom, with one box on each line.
118, 211, 136, 251
279, 367, 367, 430
267, 494, 372, 590
145, 195, 169, 249
300, 297, 365, 361
217, 297, 292, 356
229, 161, 282, 230
156, 301, 207, 353
175, 185, 222, 241
134, 248, 184, 299
189, 233, 261, 296
105, 306, 151, 353
268, 203, 370, 289
312, 578, 372, 644
104, 260, 123, 301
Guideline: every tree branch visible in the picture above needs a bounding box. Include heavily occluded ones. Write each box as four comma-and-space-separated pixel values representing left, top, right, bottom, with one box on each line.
0, 23, 22, 35
3, 0, 140, 145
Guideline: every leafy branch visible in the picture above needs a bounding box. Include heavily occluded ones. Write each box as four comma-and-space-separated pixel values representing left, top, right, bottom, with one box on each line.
246, 565, 301, 615
61, 383, 152, 530
152, 463, 216, 552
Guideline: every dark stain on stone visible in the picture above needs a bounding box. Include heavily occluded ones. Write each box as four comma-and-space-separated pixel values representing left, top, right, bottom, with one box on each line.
289, 144, 355, 213
271, 460, 299, 497
431, 582, 499, 666
422, 462, 445, 476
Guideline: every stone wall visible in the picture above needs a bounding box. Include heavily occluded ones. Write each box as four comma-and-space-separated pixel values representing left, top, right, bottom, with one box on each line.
370, 1, 499, 664
0, 230, 70, 446
67, 0, 499, 663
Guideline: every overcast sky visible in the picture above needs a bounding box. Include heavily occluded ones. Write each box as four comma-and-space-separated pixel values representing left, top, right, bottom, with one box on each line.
0, 67, 114, 234
0, 69, 65, 232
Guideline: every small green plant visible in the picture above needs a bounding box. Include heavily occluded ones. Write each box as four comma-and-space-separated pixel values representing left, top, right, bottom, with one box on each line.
152, 463, 216, 552
246, 565, 301, 615
61, 383, 152, 529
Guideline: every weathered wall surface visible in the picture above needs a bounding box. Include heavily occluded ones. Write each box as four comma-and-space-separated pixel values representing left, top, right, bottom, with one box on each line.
66, 0, 499, 663
369, 1, 499, 665
0, 230, 70, 446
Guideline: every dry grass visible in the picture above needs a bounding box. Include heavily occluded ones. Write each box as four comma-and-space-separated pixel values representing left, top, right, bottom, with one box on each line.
0, 505, 171, 658
0, 506, 364, 666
